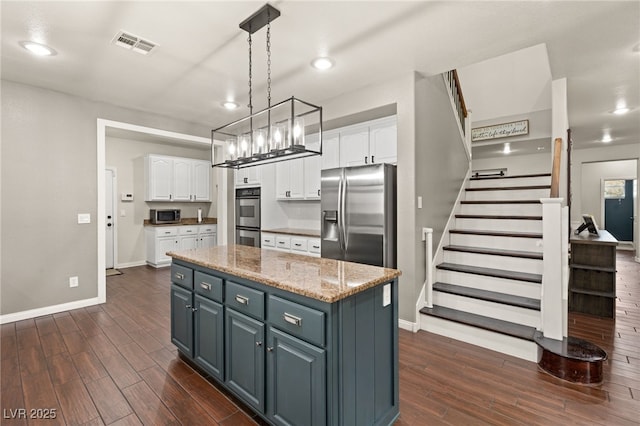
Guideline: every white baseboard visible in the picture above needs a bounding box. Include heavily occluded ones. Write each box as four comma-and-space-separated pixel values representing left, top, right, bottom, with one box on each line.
0, 297, 102, 324
636, 256, 640, 264
116, 260, 147, 269
398, 319, 419, 333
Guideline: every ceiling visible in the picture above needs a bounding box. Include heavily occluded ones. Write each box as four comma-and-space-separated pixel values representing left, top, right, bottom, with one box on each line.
2, 1, 638, 153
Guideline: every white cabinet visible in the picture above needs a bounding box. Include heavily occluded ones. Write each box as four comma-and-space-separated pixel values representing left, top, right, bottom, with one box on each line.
146, 224, 217, 268
261, 232, 320, 257
304, 134, 322, 199
235, 167, 262, 187
338, 116, 397, 167
145, 155, 211, 202
321, 131, 340, 170
146, 226, 178, 267
275, 159, 305, 200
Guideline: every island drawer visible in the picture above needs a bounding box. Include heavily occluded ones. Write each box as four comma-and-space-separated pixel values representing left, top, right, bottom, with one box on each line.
268, 295, 325, 347
226, 281, 265, 320
171, 264, 193, 289
194, 271, 223, 302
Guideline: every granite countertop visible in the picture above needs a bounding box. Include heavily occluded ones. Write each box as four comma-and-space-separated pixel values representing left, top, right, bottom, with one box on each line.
144, 218, 217, 227
167, 245, 401, 303
262, 228, 321, 238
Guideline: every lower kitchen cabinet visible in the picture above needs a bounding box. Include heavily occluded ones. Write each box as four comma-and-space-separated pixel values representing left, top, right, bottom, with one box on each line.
170, 284, 193, 357
268, 327, 326, 426
194, 295, 224, 381
225, 308, 265, 412
146, 224, 217, 267
170, 259, 399, 426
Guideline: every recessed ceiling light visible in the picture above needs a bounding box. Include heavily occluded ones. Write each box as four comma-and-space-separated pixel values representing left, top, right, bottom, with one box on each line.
503, 143, 511, 154
311, 57, 334, 71
601, 134, 612, 143
537, 146, 545, 151
222, 101, 240, 110
19, 41, 56, 56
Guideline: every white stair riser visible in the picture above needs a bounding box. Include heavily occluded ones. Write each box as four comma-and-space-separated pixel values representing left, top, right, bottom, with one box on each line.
449, 233, 542, 253
436, 269, 541, 299
455, 218, 542, 233
465, 188, 549, 201
420, 314, 540, 362
433, 292, 540, 328
443, 251, 543, 274
470, 176, 550, 188
459, 203, 542, 216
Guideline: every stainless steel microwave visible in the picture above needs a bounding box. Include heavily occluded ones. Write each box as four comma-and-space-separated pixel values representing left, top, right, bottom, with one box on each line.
150, 209, 181, 224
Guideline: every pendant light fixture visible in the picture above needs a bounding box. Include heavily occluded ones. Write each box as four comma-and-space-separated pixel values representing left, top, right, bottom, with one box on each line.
212, 4, 323, 169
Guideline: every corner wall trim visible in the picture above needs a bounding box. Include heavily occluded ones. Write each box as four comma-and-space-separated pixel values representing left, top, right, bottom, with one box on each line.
0, 297, 102, 325
398, 319, 419, 333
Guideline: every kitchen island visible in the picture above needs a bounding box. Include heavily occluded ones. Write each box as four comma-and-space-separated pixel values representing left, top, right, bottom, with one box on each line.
168, 245, 401, 426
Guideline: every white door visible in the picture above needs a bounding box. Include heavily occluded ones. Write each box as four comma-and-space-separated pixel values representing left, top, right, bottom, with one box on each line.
105, 169, 115, 269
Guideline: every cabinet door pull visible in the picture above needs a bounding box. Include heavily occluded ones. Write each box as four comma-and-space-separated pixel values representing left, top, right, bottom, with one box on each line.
267, 347, 274, 352
191, 307, 198, 312
371, 155, 375, 163
317, 189, 321, 196
283, 313, 302, 327
175, 272, 184, 280
235, 295, 249, 305
185, 304, 192, 309
256, 341, 262, 347
169, 194, 172, 200
244, 177, 248, 183
364, 156, 368, 164
200, 282, 211, 291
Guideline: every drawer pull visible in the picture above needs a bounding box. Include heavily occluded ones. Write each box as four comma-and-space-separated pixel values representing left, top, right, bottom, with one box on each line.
200, 282, 211, 291
294, 243, 302, 247
264, 239, 271, 243
235, 295, 249, 305
175, 272, 184, 280
312, 245, 320, 249
278, 241, 285, 245
283, 313, 302, 327
164, 231, 171, 235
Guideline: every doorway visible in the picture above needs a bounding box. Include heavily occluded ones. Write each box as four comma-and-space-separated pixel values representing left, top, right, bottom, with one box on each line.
603, 179, 636, 242
105, 169, 116, 269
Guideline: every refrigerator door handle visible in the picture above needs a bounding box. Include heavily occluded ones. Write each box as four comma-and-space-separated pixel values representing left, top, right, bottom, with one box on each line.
337, 175, 344, 251
341, 173, 348, 252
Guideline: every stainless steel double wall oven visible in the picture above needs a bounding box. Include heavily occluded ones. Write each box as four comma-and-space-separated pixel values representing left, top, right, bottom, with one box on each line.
235, 187, 261, 247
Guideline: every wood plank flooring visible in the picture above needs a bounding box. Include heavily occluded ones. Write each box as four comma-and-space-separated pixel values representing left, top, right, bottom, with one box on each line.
1, 251, 638, 425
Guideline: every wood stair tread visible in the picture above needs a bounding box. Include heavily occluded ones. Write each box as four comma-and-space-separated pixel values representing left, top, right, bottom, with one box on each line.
466, 185, 551, 191
455, 214, 542, 220
461, 200, 541, 204
443, 245, 543, 260
471, 173, 551, 181
420, 305, 537, 341
433, 282, 540, 310
449, 229, 542, 239
436, 262, 542, 283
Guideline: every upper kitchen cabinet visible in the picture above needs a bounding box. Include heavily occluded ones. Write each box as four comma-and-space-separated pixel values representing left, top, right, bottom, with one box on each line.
145, 154, 211, 202
321, 131, 340, 170
339, 116, 397, 168
304, 134, 322, 199
275, 158, 305, 200
235, 166, 262, 187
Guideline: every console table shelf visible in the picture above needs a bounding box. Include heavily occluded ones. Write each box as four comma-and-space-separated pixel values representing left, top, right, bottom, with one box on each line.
569, 230, 618, 318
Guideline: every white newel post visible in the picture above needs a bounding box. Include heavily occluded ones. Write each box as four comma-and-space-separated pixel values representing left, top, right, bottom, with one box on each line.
541, 198, 564, 340
561, 206, 569, 337
424, 228, 434, 308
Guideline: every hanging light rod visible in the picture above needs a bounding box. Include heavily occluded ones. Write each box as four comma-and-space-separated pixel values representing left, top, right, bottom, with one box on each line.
211, 3, 323, 170
239, 3, 281, 34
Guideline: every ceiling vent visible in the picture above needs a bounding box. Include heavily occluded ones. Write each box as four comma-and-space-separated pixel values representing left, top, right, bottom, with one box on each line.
112, 30, 157, 55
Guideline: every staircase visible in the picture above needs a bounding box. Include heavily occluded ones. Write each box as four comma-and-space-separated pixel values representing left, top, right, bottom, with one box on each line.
420, 172, 552, 361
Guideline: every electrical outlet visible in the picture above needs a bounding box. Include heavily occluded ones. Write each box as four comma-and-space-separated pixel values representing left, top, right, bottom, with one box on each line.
69, 276, 79, 288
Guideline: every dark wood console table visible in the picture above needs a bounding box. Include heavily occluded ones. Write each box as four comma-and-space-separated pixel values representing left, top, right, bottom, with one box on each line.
569, 230, 618, 318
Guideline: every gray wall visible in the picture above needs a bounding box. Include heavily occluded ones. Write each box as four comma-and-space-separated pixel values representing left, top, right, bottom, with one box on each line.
472, 152, 550, 176
106, 136, 215, 267
1, 80, 210, 315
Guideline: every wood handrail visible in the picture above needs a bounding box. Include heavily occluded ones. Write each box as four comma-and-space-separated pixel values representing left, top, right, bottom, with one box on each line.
550, 137, 562, 197
452, 70, 468, 118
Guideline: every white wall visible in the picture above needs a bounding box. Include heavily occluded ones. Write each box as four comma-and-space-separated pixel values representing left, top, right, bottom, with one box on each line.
472, 152, 551, 176
106, 136, 215, 267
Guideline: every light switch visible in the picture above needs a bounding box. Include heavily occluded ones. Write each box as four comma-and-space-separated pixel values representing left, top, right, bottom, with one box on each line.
417, 196, 422, 209
383, 283, 391, 307
120, 209, 126, 217
77, 213, 91, 224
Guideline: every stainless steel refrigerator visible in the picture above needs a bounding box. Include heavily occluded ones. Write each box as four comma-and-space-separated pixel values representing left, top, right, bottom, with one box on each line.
321, 163, 396, 268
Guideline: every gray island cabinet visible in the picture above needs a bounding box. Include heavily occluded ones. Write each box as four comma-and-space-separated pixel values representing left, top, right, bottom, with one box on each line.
168, 245, 401, 426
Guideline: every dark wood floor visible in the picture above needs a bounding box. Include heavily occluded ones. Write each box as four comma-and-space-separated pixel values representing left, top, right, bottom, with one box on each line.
1, 251, 638, 425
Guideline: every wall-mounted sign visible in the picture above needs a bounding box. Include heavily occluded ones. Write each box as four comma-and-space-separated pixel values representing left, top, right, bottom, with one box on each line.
471, 119, 529, 142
